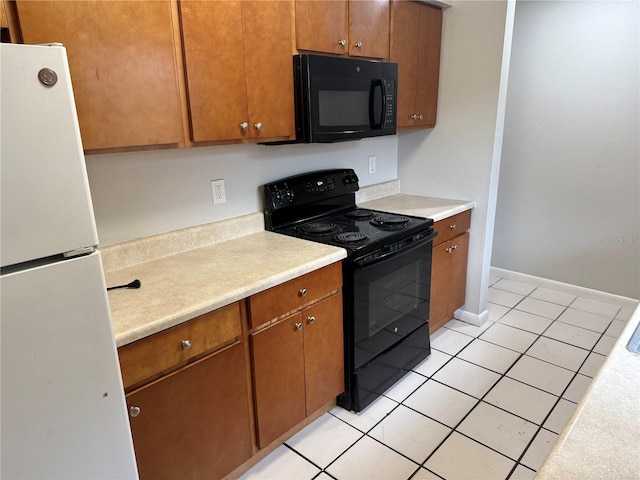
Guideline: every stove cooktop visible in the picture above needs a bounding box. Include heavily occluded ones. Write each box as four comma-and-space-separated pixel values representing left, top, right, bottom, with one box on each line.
275, 207, 434, 256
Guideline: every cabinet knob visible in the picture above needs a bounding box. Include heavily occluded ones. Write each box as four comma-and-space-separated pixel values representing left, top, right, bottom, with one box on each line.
181, 339, 192, 350
445, 245, 458, 254
294, 322, 303, 331
338, 39, 346, 46
417, 114, 424, 120
254, 122, 263, 131
450, 224, 457, 230
307, 316, 316, 324
354, 42, 363, 49
129, 406, 141, 418
240, 121, 249, 131
298, 288, 308, 297
410, 114, 418, 120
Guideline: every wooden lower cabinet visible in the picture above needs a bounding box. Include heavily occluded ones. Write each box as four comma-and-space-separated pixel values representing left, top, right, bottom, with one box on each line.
126, 342, 252, 479
251, 292, 344, 448
303, 293, 345, 414
430, 211, 472, 333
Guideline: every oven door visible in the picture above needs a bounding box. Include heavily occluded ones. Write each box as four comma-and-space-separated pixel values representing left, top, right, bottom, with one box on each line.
346, 233, 435, 371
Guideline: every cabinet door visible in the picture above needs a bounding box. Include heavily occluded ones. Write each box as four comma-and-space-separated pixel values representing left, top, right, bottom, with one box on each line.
180, 0, 249, 142
348, 0, 389, 59
242, 0, 296, 140
295, 0, 348, 55
449, 232, 469, 314
390, 0, 420, 127
251, 314, 306, 448
16, 1, 183, 151
429, 233, 469, 333
429, 241, 450, 333
126, 343, 252, 480
303, 293, 345, 414
415, 4, 442, 127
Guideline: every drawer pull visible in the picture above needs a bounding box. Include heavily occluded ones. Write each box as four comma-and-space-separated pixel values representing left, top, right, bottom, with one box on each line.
181, 340, 192, 350
450, 224, 457, 230
298, 288, 308, 297
307, 316, 316, 324
354, 41, 363, 48
338, 39, 346, 46
294, 322, 303, 331
446, 245, 459, 254
129, 406, 141, 418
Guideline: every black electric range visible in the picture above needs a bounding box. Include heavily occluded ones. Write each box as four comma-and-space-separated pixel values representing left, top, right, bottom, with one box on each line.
264, 169, 437, 412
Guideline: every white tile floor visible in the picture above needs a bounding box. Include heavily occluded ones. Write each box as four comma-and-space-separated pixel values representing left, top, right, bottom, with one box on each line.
240, 276, 635, 480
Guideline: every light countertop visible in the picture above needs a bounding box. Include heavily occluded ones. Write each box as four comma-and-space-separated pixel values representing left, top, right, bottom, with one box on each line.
536, 304, 640, 479
102, 192, 474, 348
104, 230, 346, 347
360, 194, 474, 222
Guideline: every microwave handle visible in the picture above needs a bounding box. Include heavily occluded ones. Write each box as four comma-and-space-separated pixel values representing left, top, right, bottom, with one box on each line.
369, 79, 386, 130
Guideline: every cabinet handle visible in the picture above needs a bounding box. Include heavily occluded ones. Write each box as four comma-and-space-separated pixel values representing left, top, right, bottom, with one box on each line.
294, 322, 303, 330
240, 121, 249, 131
410, 114, 418, 120
338, 39, 346, 46
446, 245, 459, 254
307, 316, 316, 324
129, 406, 141, 418
298, 288, 308, 297
254, 122, 263, 131
354, 41, 363, 48
181, 339, 192, 350
450, 224, 457, 230
417, 114, 424, 120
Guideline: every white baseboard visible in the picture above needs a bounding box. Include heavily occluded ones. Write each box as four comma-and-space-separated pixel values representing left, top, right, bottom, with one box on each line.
454, 307, 490, 326
490, 267, 639, 310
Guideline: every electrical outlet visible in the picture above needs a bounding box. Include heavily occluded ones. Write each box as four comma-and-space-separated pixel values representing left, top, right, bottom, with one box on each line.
211, 179, 226, 205
368, 155, 376, 174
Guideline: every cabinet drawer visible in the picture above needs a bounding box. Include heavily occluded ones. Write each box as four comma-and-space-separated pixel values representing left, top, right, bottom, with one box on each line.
119, 302, 242, 390
248, 262, 342, 330
433, 210, 471, 246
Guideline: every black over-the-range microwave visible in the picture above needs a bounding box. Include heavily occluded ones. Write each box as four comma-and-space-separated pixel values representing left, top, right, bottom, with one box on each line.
267, 54, 398, 144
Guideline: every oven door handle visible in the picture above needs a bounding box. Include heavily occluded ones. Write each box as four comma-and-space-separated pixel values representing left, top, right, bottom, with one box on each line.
353, 230, 438, 269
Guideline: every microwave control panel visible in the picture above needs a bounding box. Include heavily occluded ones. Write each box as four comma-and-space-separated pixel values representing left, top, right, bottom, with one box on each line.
384, 79, 396, 129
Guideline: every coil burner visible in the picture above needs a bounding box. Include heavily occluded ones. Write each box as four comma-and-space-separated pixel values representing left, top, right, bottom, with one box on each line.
298, 222, 341, 236
345, 209, 376, 220
334, 232, 369, 244
370, 214, 411, 230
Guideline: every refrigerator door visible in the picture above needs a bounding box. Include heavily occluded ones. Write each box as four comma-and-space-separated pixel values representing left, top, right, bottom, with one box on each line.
0, 252, 138, 479
0, 43, 99, 268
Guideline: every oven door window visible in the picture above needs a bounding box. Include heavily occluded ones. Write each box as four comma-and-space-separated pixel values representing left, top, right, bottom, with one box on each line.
351, 243, 432, 370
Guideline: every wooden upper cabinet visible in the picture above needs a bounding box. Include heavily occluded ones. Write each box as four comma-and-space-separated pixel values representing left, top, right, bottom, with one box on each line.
390, 0, 420, 127
15, 1, 184, 151
295, 0, 348, 55
390, 0, 442, 128
180, 0, 248, 142
180, 0, 295, 143
415, 3, 442, 127
348, 0, 389, 59
242, 1, 295, 141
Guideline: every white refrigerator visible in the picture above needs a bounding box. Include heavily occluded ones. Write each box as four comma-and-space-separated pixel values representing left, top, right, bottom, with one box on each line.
0, 43, 138, 479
